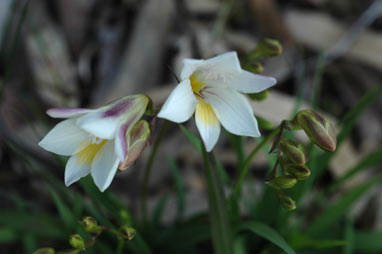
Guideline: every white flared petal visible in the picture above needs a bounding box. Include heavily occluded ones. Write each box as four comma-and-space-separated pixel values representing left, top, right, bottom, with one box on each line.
90, 141, 120, 192
76, 95, 148, 140
115, 123, 129, 162
225, 70, 277, 93
195, 101, 221, 152
47, 108, 94, 118
39, 118, 89, 156
205, 88, 260, 137
64, 155, 91, 186
202, 51, 241, 73
157, 79, 197, 123
180, 59, 204, 80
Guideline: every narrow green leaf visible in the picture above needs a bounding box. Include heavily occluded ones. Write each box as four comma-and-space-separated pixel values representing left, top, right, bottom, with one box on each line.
0, 211, 66, 239
49, 187, 76, 230
167, 157, 185, 220
328, 148, 382, 192
343, 216, 354, 254
0, 228, 18, 243
227, 133, 245, 169
152, 192, 170, 225
214, 153, 232, 186
179, 124, 202, 152
202, 147, 233, 254
354, 231, 382, 251
307, 174, 382, 236
289, 231, 348, 249
233, 236, 247, 254
235, 221, 295, 254
23, 234, 37, 254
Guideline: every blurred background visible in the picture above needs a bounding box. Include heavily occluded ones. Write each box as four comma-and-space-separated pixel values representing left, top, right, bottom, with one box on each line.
0, 0, 381, 253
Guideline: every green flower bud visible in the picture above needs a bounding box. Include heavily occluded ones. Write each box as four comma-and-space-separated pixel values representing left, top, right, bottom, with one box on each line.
121, 226, 136, 241
82, 216, 98, 233
256, 116, 274, 130
277, 191, 296, 211
295, 110, 337, 152
279, 139, 308, 165
251, 38, 283, 59
69, 234, 85, 249
285, 163, 311, 180
33, 248, 55, 254
245, 62, 264, 74
248, 90, 270, 101
271, 175, 297, 189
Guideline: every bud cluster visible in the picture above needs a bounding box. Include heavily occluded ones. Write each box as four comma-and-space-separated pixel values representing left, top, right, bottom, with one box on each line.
267, 110, 337, 210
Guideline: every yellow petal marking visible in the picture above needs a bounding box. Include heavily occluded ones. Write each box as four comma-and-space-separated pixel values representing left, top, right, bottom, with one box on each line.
75, 140, 107, 165
196, 99, 219, 126
190, 73, 205, 93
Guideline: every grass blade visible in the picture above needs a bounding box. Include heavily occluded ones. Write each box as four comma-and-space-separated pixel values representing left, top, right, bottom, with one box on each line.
235, 221, 296, 254
328, 148, 382, 192
179, 124, 203, 152
343, 216, 354, 254
354, 231, 382, 252
167, 157, 185, 221
202, 146, 233, 254
306, 174, 382, 236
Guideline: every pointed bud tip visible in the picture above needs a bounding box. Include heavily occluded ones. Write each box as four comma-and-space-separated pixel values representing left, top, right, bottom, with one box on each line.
271, 175, 297, 189
296, 110, 337, 152
69, 234, 85, 249
279, 139, 308, 165
277, 192, 296, 210
121, 226, 136, 241
285, 164, 311, 180
82, 216, 98, 233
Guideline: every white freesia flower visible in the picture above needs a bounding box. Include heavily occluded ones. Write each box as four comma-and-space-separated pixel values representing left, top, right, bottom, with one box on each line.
158, 51, 276, 152
39, 94, 149, 191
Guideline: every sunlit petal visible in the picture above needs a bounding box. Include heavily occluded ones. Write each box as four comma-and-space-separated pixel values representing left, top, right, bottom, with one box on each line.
180, 59, 204, 80
157, 79, 197, 123
205, 88, 260, 137
47, 108, 94, 118
202, 51, 241, 73
90, 141, 120, 192
195, 100, 221, 152
64, 155, 91, 186
39, 118, 89, 156
225, 70, 276, 93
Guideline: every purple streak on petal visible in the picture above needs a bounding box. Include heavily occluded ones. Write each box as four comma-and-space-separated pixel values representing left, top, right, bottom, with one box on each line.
103, 100, 133, 118
47, 108, 93, 118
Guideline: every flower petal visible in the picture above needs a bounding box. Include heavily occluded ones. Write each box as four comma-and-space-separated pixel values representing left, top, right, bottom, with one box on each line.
205, 88, 260, 137
202, 51, 241, 73
77, 95, 148, 139
64, 155, 91, 186
114, 117, 138, 162
90, 141, 120, 192
195, 100, 221, 152
47, 108, 94, 118
181, 52, 241, 80
224, 70, 276, 93
39, 118, 89, 156
119, 120, 150, 170
180, 59, 204, 80
157, 79, 197, 123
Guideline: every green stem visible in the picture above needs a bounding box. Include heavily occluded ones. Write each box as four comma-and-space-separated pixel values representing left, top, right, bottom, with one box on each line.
140, 120, 170, 221
202, 146, 233, 254
116, 239, 125, 254
232, 126, 281, 200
